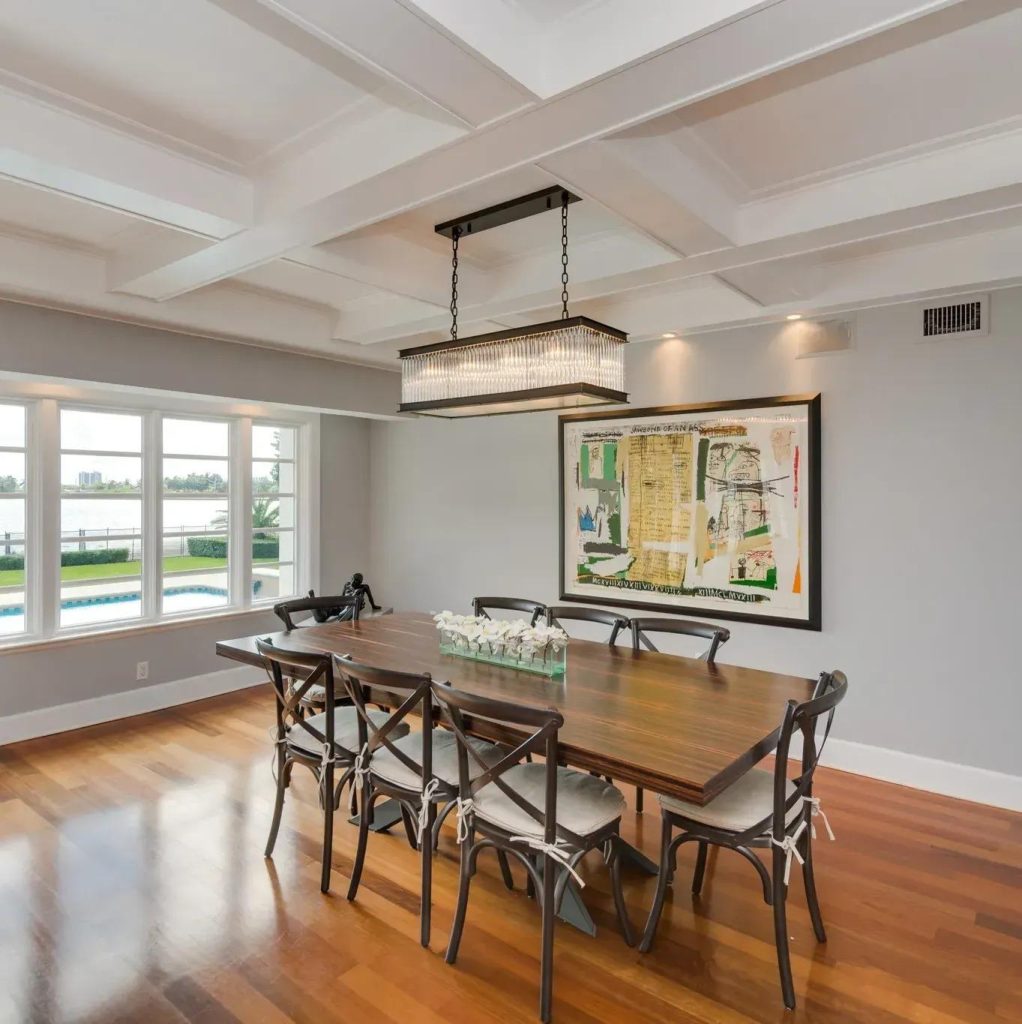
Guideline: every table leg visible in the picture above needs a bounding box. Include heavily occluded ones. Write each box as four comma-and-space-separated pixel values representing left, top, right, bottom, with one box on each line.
348, 798, 403, 834
618, 837, 658, 876
527, 855, 598, 936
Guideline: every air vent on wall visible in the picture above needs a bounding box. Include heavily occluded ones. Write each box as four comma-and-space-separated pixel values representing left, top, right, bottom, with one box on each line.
920, 294, 988, 340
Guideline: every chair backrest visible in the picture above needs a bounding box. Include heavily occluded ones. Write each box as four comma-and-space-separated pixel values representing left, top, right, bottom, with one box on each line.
257, 637, 339, 751
630, 616, 731, 662
725, 669, 847, 845
433, 682, 587, 847
274, 594, 360, 631
545, 605, 629, 646
471, 596, 546, 626
333, 655, 435, 786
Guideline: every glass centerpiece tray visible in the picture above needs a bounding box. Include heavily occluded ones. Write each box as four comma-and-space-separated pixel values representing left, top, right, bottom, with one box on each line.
433, 612, 567, 678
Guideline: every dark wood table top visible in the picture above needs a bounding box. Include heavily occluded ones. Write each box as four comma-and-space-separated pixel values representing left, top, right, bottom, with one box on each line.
216, 611, 816, 805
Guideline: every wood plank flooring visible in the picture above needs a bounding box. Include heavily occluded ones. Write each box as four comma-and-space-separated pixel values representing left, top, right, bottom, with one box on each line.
0, 688, 1019, 1024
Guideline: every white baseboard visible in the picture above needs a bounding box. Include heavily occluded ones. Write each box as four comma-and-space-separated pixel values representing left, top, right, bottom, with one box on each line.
820, 737, 1022, 813
2, 671, 1019, 812
0, 666, 264, 746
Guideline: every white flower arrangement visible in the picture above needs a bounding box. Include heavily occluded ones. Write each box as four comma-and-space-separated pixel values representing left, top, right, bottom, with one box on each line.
433, 611, 568, 672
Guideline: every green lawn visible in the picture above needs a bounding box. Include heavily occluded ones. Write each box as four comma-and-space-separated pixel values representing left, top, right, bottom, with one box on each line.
0, 554, 286, 589
0, 554, 280, 588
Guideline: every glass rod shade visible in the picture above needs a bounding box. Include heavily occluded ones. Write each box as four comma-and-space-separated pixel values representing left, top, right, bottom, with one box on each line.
398, 316, 628, 418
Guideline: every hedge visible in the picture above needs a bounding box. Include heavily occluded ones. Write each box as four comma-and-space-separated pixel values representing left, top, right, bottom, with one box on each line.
186, 537, 279, 560
0, 548, 130, 571
61, 548, 130, 567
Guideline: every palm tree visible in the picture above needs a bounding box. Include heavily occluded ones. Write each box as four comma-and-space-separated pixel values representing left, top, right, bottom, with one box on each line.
210, 499, 279, 533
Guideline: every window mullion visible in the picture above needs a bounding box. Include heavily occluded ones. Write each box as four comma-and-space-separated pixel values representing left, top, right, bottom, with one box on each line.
233, 418, 252, 608
37, 400, 59, 637
144, 411, 161, 621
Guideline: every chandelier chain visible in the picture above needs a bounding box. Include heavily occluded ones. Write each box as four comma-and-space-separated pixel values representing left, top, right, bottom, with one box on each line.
450, 226, 460, 341
560, 193, 570, 319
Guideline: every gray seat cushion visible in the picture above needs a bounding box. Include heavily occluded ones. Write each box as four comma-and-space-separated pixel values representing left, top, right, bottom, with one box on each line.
659, 768, 800, 833
286, 708, 404, 756
472, 763, 625, 839
370, 729, 505, 791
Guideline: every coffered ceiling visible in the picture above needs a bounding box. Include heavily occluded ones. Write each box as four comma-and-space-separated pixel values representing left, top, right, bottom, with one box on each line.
0, 0, 1020, 367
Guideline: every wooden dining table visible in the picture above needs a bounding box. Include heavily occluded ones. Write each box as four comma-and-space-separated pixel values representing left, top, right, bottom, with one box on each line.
217, 611, 816, 934
216, 610, 817, 805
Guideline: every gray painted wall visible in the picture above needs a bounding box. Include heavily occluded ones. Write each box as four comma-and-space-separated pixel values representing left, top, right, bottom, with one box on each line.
369, 289, 1022, 776
0, 300, 399, 417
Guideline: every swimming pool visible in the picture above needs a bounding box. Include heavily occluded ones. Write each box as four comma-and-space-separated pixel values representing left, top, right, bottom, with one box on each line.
0, 582, 260, 633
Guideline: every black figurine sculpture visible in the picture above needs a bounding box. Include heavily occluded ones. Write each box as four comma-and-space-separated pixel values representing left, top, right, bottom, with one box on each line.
308, 572, 380, 622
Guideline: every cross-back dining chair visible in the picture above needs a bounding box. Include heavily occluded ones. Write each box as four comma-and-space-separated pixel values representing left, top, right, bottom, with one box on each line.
544, 605, 629, 646
472, 595, 546, 626
628, 616, 731, 813
333, 654, 509, 948
434, 681, 634, 1024
257, 637, 394, 893
273, 593, 361, 631
630, 616, 731, 660
271, 595, 361, 713
639, 669, 848, 1010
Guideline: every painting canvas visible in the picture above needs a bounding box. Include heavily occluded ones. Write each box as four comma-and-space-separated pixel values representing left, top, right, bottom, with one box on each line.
559, 395, 821, 629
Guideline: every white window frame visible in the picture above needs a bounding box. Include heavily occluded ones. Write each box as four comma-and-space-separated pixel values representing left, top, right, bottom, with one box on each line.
159, 410, 234, 619
250, 419, 301, 609
0, 399, 31, 641
57, 402, 147, 632
0, 380, 318, 649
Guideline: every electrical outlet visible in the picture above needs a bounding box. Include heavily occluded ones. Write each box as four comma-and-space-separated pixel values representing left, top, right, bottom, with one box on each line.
136, 661, 149, 681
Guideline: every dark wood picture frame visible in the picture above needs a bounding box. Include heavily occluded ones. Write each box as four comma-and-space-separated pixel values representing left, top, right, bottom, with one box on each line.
558, 393, 822, 631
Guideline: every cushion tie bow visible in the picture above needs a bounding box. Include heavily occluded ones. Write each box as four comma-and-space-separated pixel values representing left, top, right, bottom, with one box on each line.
509, 836, 585, 889
770, 819, 809, 885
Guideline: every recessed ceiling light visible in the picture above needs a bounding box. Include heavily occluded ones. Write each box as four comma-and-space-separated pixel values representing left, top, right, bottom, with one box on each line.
661, 332, 677, 338
786, 314, 803, 321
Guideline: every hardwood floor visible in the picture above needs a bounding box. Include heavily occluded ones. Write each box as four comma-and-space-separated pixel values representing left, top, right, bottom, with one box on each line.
0, 688, 1019, 1024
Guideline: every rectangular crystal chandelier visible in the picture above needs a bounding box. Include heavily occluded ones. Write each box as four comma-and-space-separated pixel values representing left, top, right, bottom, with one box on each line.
398, 316, 628, 417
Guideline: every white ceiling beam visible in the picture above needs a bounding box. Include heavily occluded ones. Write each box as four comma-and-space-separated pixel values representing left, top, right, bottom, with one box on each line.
537, 141, 736, 258
349, 181, 1022, 343
0, 88, 252, 237
223, 0, 534, 128
0, 229, 396, 370
739, 126, 1022, 243
111, 0, 967, 302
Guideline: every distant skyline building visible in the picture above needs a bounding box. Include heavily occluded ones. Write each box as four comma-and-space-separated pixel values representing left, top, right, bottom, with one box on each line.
78, 470, 102, 487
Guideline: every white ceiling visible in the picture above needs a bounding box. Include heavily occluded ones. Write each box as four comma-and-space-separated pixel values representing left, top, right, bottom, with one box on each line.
0, 0, 1020, 369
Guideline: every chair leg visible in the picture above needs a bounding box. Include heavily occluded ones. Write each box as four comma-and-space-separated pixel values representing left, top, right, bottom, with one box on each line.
801, 829, 827, 943
432, 798, 456, 851
496, 849, 515, 891
691, 840, 708, 895
608, 838, 635, 946
771, 845, 797, 1010
400, 804, 419, 851
539, 849, 557, 1023
320, 764, 334, 894
421, 801, 435, 948
636, 786, 644, 814
638, 814, 673, 953
347, 781, 372, 901
445, 831, 474, 965
264, 754, 287, 858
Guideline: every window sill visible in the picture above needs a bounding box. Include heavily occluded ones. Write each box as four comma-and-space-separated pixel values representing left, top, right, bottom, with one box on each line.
0, 606, 279, 656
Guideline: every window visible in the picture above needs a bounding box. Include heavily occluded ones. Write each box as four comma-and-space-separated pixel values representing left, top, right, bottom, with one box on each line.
60, 408, 144, 627
0, 403, 27, 637
0, 395, 309, 646
162, 417, 231, 614
251, 424, 297, 602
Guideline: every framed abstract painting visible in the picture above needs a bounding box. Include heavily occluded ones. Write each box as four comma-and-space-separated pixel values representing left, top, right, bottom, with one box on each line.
559, 394, 821, 630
